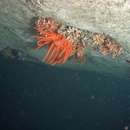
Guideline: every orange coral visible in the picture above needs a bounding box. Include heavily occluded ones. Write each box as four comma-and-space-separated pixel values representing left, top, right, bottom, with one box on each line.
34, 18, 74, 65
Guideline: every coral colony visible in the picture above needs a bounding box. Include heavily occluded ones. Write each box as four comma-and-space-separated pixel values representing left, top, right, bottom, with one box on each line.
34, 17, 123, 65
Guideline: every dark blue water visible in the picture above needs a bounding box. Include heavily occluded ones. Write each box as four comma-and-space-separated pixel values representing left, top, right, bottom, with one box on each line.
0, 54, 130, 130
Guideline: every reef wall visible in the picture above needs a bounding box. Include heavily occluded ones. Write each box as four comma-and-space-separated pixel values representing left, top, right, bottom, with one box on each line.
0, 0, 130, 77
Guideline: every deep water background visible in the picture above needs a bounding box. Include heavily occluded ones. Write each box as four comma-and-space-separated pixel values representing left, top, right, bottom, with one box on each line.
0, 54, 130, 130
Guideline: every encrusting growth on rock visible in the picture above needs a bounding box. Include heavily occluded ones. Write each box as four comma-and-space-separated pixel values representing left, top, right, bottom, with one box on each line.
34, 17, 123, 65
92, 33, 123, 58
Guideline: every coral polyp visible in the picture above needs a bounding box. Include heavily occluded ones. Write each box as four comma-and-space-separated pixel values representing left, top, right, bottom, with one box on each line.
35, 31, 75, 65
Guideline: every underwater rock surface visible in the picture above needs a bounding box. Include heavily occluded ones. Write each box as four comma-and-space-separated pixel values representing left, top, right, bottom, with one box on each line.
0, 0, 130, 77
